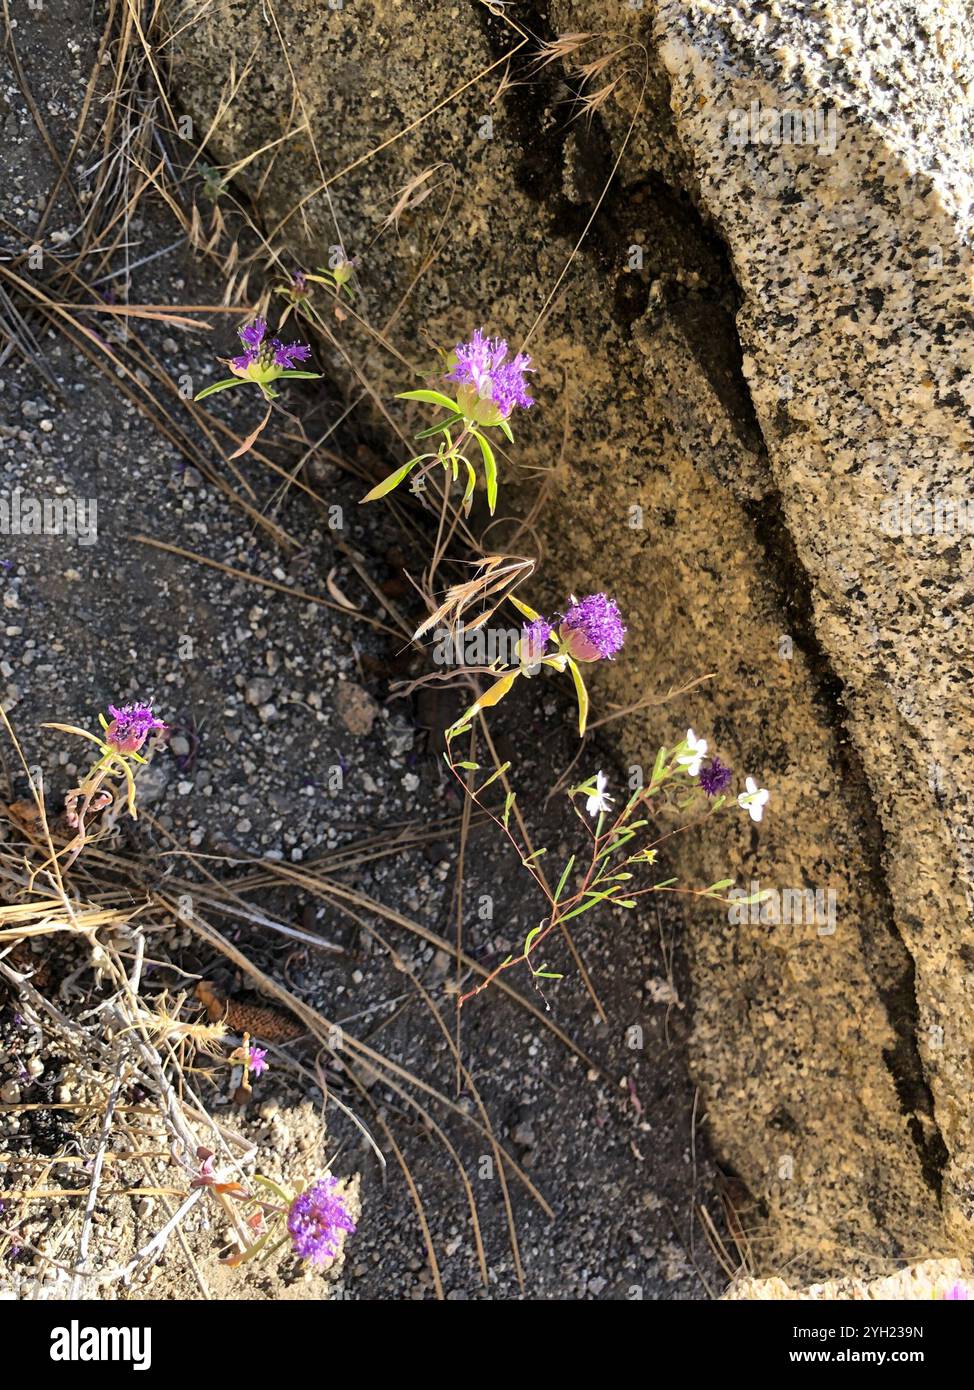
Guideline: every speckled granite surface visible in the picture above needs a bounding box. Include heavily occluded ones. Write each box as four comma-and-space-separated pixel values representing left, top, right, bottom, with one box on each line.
655, 0, 974, 1252
726, 1257, 972, 1301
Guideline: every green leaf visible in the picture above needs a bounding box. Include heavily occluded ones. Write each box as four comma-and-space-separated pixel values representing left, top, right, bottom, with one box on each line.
650, 745, 667, 788
456, 761, 480, 771
473, 431, 498, 513
521, 848, 547, 866
396, 388, 461, 411
704, 878, 735, 895
532, 969, 564, 981
360, 457, 419, 503
414, 414, 464, 440
461, 459, 478, 512
466, 671, 518, 717
524, 925, 544, 955
553, 854, 576, 903
502, 791, 516, 827
194, 377, 243, 401
560, 887, 621, 923
566, 657, 589, 736
278, 370, 323, 381
478, 760, 511, 792
653, 878, 678, 890
596, 827, 636, 861
498, 418, 515, 444
509, 594, 541, 621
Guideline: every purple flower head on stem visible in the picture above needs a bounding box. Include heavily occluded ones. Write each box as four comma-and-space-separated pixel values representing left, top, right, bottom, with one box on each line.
248, 1045, 268, 1077
559, 593, 626, 662
230, 317, 312, 382
446, 328, 534, 422
699, 757, 733, 798
287, 1177, 356, 1266
520, 617, 553, 664
273, 340, 312, 368
105, 702, 166, 755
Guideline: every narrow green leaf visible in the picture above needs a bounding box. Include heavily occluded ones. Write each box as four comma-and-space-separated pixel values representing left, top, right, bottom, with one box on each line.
473, 431, 498, 513
278, 370, 323, 381
194, 377, 243, 401
741, 888, 775, 905
396, 388, 461, 411
466, 671, 518, 718
524, 925, 544, 955
461, 459, 478, 512
415, 414, 464, 439
566, 657, 589, 736
704, 878, 735, 895
478, 760, 511, 792
498, 418, 515, 444
360, 457, 419, 503
509, 594, 541, 621
502, 790, 516, 827
553, 854, 576, 903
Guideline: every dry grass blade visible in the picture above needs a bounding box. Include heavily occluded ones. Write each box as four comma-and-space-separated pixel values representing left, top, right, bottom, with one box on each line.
532, 32, 594, 69
412, 554, 536, 641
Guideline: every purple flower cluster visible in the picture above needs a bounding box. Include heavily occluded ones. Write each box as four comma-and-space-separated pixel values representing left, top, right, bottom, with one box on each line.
230, 317, 312, 375
446, 328, 534, 417
105, 702, 166, 754
699, 757, 733, 798
247, 1045, 268, 1076
559, 593, 626, 662
287, 1177, 356, 1266
520, 617, 553, 663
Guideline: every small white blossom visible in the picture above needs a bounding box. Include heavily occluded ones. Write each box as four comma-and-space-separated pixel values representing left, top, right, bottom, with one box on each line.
676, 728, 708, 778
585, 770, 613, 818
738, 776, 770, 823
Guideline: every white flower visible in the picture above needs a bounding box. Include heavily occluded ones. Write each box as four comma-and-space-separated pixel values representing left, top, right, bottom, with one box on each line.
585, 770, 613, 818
676, 728, 708, 778
738, 776, 770, 822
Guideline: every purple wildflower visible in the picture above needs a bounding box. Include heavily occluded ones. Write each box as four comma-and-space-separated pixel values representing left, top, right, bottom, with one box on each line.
943, 1282, 970, 1300
229, 317, 312, 379
287, 1177, 356, 1266
248, 1045, 268, 1077
520, 616, 553, 664
273, 340, 312, 369
446, 328, 534, 419
559, 593, 626, 662
699, 757, 733, 798
105, 702, 166, 754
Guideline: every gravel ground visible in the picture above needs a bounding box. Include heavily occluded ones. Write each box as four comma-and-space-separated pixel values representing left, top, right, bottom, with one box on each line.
0, 0, 727, 1300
